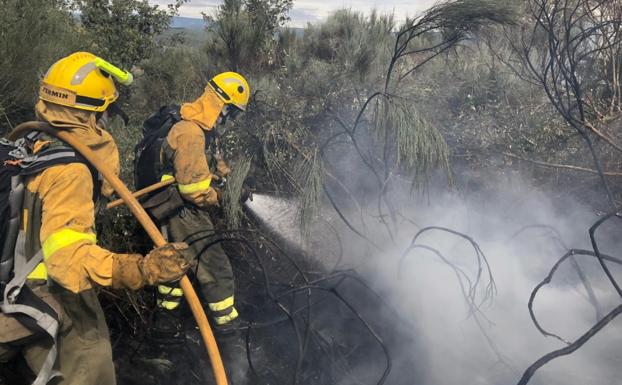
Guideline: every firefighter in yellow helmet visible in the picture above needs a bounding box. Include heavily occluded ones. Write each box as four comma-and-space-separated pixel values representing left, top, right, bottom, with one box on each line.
0, 52, 189, 385
146, 72, 250, 373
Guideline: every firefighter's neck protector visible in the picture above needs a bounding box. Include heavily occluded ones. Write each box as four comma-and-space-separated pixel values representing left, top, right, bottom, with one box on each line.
180, 87, 225, 130
35, 100, 121, 197
39, 52, 132, 113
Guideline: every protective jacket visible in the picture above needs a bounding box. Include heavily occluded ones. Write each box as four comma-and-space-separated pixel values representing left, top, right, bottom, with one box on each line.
28, 101, 134, 293
161, 87, 230, 207
0, 101, 123, 385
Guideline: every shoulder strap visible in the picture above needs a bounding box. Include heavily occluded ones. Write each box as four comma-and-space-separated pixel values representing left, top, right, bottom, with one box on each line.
21, 133, 101, 201
0, 248, 61, 385
0, 175, 24, 284
0, 130, 98, 385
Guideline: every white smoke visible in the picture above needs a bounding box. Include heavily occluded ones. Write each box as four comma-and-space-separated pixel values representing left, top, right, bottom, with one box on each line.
247, 176, 622, 385
350, 180, 622, 385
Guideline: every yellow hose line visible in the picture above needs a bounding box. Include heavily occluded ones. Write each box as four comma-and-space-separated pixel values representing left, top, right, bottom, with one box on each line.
9, 122, 229, 385
106, 177, 176, 209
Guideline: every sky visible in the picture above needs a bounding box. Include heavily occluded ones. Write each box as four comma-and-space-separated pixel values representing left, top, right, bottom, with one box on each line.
149, 0, 439, 27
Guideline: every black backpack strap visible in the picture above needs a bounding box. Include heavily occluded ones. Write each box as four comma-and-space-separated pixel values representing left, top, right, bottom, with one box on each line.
134, 105, 182, 190
19, 134, 101, 201
204, 128, 219, 149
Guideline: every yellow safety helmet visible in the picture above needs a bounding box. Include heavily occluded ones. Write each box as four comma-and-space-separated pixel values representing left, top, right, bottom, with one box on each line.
208, 72, 250, 111
39, 51, 133, 112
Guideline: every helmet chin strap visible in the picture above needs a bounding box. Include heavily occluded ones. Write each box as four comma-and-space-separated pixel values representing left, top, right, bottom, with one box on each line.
217, 105, 241, 126
97, 102, 129, 127
216, 104, 241, 124
217, 113, 227, 126
108, 102, 130, 126
217, 105, 231, 125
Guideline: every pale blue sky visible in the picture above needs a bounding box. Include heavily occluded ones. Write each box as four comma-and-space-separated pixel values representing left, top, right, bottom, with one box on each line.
150, 0, 438, 27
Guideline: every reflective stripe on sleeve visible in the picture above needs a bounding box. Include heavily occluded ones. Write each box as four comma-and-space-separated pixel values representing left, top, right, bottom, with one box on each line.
208, 296, 234, 312
42, 229, 97, 259
161, 174, 174, 182
26, 262, 48, 280
178, 177, 212, 194
158, 285, 184, 297
214, 307, 238, 325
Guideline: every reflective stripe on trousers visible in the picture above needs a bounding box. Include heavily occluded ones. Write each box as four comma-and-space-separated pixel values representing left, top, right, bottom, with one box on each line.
208, 295, 234, 312
213, 307, 238, 325
157, 291, 239, 325
210, 296, 238, 325
157, 284, 183, 310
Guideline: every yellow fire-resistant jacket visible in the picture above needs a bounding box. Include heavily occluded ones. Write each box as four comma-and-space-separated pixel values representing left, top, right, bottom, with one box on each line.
164, 87, 230, 207
23, 101, 132, 293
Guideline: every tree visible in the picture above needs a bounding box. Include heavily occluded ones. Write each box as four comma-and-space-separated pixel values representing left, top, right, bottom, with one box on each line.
203, 0, 293, 71
76, 0, 186, 68
503, 1, 622, 384
508, 0, 622, 206
0, 0, 80, 132
314, 1, 514, 241
228, 2, 514, 242
245, 0, 293, 39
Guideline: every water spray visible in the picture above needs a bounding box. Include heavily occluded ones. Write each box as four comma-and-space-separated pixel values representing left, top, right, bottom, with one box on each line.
244, 193, 303, 247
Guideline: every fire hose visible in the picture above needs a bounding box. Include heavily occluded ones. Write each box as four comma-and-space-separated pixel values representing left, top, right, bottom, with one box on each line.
9, 121, 229, 385
106, 177, 176, 209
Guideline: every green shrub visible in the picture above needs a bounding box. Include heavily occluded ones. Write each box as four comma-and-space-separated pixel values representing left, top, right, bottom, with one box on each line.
0, 0, 81, 132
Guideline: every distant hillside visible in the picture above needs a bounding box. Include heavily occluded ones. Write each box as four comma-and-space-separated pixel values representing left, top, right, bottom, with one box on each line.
172, 16, 205, 30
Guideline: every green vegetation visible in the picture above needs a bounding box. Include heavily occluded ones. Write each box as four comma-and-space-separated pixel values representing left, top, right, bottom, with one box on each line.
0, 0, 185, 131
203, 0, 293, 71
77, 0, 186, 68
3, 1, 622, 384
0, 0, 620, 240
0, 0, 80, 126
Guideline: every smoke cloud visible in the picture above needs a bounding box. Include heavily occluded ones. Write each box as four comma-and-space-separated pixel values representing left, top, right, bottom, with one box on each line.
247, 174, 622, 385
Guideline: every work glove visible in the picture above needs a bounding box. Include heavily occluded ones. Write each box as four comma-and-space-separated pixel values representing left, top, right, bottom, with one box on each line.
216, 158, 231, 178
212, 175, 227, 189
112, 243, 191, 290
213, 142, 231, 178
201, 186, 220, 207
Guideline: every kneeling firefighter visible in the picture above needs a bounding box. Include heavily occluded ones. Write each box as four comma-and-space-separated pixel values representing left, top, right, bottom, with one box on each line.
0, 52, 190, 385
134, 72, 250, 371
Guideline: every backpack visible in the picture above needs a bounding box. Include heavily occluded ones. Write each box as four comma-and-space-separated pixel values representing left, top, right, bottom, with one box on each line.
0, 140, 23, 284
134, 104, 181, 191
0, 132, 97, 285
134, 104, 221, 192
0, 131, 96, 385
